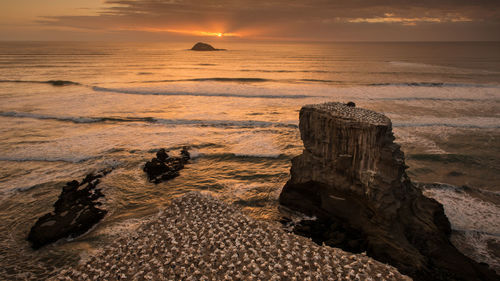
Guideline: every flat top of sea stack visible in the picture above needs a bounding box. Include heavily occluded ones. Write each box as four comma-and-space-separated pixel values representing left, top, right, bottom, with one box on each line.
304, 102, 391, 126
56, 192, 409, 280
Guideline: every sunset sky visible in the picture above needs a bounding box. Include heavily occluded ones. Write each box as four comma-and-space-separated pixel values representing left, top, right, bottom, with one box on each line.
1, 0, 499, 41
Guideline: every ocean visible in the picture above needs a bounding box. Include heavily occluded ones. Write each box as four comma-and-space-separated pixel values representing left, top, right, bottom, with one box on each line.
0, 41, 499, 279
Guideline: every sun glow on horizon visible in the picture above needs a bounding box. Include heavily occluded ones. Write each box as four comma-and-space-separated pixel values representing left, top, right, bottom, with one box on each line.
136, 27, 240, 37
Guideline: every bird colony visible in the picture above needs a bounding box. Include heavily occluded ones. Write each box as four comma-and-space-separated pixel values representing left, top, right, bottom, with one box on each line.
54, 192, 410, 280
306, 102, 391, 125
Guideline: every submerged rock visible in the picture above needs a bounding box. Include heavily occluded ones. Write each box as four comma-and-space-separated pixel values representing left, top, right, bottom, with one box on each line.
27, 169, 112, 249
45, 80, 79, 86
143, 147, 190, 184
191, 42, 225, 51
279, 102, 498, 281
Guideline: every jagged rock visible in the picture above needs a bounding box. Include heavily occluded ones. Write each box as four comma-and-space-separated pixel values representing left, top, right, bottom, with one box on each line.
156, 148, 169, 162
279, 102, 498, 281
190, 42, 225, 51
27, 169, 111, 249
180, 146, 190, 161
143, 147, 190, 184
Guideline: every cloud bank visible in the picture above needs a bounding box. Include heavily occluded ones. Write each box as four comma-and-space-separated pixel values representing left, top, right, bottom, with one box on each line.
17, 0, 500, 40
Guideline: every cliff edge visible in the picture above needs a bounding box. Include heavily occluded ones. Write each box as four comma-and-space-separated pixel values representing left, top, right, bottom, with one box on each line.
279, 102, 498, 281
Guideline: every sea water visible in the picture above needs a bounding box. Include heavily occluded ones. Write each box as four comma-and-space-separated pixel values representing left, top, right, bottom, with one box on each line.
0, 41, 499, 279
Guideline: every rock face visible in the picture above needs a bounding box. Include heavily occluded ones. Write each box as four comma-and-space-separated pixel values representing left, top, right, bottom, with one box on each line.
279, 102, 498, 281
191, 42, 225, 51
28, 169, 111, 249
143, 147, 190, 184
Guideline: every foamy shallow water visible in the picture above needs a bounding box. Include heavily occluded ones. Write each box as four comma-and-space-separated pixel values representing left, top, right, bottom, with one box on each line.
423, 185, 500, 272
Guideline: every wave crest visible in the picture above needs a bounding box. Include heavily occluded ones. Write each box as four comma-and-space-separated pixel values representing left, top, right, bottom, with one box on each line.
92, 86, 311, 99
0, 111, 298, 129
0, 80, 80, 86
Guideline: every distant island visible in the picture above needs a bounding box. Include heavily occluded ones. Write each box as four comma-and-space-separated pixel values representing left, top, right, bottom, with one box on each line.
191, 42, 226, 51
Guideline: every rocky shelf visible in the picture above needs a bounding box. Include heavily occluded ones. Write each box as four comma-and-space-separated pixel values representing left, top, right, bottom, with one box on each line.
28, 169, 111, 249
143, 147, 190, 184
279, 102, 499, 281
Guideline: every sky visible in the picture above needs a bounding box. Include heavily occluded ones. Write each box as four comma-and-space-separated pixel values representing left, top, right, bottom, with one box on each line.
1, 0, 499, 41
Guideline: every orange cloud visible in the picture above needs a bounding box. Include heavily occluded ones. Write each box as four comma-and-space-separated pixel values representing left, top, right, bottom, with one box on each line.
148, 28, 241, 37
347, 15, 473, 25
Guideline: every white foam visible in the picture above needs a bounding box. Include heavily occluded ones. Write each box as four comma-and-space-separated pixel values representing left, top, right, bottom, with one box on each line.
423, 187, 500, 272
451, 231, 500, 272
389, 115, 500, 129
388, 61, 500, 75
92, 81, 500, 103
0, 111, 98, 123
389, 61, 439, 68
229, 132, 282, 158
393, 129, 446, 154
423, 188, 500, 235
92, 84, 312, 99
155, 118, 297, 128
188, 149, 201, 159
222, 181, 271, 198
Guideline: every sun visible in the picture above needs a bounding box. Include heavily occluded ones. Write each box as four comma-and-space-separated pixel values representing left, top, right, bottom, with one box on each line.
217, 33, 223, 37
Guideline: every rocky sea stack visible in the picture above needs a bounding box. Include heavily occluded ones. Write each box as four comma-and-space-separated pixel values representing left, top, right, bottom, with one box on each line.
279, 102, 498, 281
191, 42, 225, 51
28, 169, 111, 249
143, 147, 190, 184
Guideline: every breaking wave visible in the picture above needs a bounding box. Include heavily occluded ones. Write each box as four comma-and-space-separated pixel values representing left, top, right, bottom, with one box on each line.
422, 183, 500, 272
92, 86, 312, 99
0, 80, 80, 86
369, 82, 500, 88
0, 155, 97, 163
0, 111, 298, 129
393, 122, 500, 129
194, 152, 286, 160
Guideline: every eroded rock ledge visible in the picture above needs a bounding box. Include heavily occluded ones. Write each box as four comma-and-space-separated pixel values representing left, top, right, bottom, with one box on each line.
28, 169, 111, 249
279, 102, 498, 281
143, 147, 190, 184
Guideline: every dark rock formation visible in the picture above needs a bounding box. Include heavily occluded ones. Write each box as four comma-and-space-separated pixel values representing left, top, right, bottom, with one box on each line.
27, 169, 111, 249
279, 102, 498, 281
143, 147, 190, 184
346, 101, 356, 107
46, 80, 79, 86
191, 42, 225, 51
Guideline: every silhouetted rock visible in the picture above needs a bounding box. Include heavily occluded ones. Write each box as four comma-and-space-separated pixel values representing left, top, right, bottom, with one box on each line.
27, 169, 112, 249
191, 42, 225, 51
156, 148, 169, 162
180, 146, 190, 161
45, 80, 79, 86
279, 102, 498, 281
346, 101, 356, 107
143, 147, 190, 184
